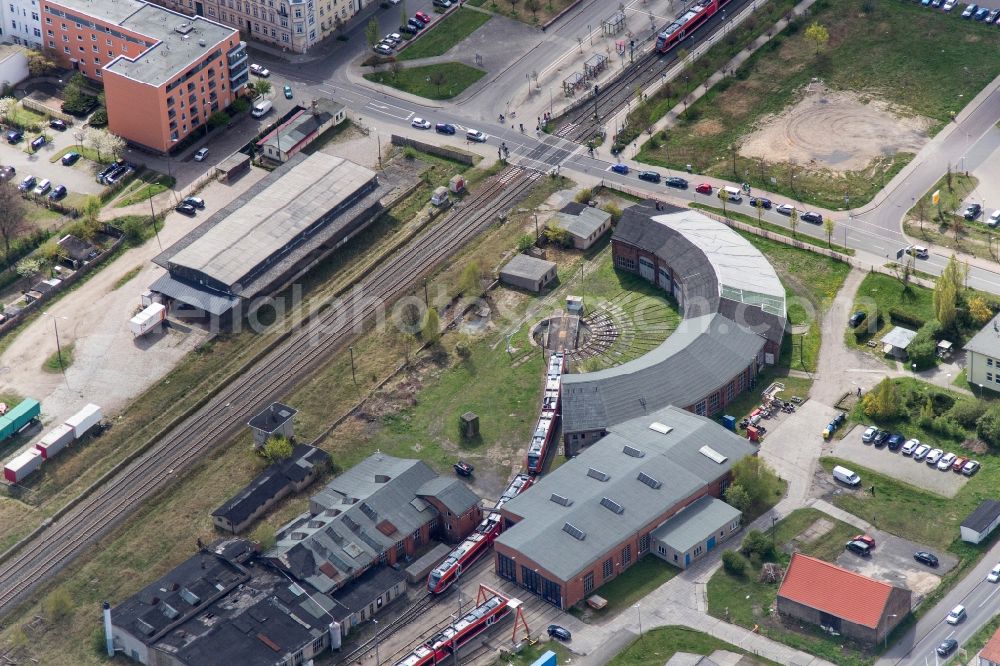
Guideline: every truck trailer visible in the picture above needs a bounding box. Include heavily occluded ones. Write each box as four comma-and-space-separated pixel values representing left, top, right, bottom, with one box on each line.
3, 448, 42, 483
35, 423, 74, 459
129, 303, 166, 337
65, 403, 102, 439
0, 399, 40, 442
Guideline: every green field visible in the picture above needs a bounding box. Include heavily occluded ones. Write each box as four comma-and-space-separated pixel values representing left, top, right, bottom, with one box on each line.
690, 203, 854, 255
706, 508, 874, 666
364, 62, 486, 100
637, 0, 1000, 209
398, 8, 490, 60
572, 556, 678, 621
609, 626, 781, 666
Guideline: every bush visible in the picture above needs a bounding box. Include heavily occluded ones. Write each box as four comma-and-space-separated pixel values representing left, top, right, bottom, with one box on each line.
120, 217, 148, 245
231, 97, 251, 114
907, 322, 939, 370
602, 203, 623, 224
516, 234, 535, 253
930, 415, 966, 440
977, 404, 1000, 448
740, 529, 775, 561
89, 108, 107, 127
574, 188, 592, 204
888, 306, 925, 330
722, 550, 747, 576
948, 400, 987, 429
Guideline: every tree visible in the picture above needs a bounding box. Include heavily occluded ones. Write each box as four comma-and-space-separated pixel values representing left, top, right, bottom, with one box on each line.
43, 588, 73, 622
543, 224, 572, 247
389, 60, 403, 81
823, 217, 835, 247
788, 207, 799, 238
946, 162, 953, 191
82, 195, 102, 222
458, 260, 480, 296
934, 255, 965, 330
0, 97, 14, 125
723, 484, 751, 513
73, 127, 87, 151
804, 22, 829, 54
918, 395, 935, 427
753, 197, 765, 227
15, 256, 42, 286
862, 378, 901, 419
365, 17, 380, 48
0, 181, 26, 267
915, 196, 927, 235
976, 403, 1000, 449
969, 295, 993, 325
261, 435, 293, 463
421, 307, 441, 344
26, 49, 56, 77
740, 530, 775, 561
718, 187, 729, 217
208, 111, 229, 129
103, 131, 126, 160
84, 127, 106, 161
399, 0, 407, 28
516, 234, 535, 253
525, 0, 540, 16
252, 79, 272, 98
730, 456, 774, 510
429, 70, 447, 96
721, 550, 747, 576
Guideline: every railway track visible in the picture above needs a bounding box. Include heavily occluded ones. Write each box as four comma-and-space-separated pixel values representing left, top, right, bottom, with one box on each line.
0, 165, 540, 620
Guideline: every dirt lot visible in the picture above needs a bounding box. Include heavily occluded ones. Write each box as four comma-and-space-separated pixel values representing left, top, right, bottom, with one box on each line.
828, 425, 967, 498
740, 86, 933, 172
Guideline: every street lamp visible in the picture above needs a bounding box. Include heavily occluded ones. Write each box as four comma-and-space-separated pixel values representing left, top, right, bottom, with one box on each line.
635, 602, 642, 637
373, 619, 380, 666
42, 311, 70, 387
978, 383, 985, 399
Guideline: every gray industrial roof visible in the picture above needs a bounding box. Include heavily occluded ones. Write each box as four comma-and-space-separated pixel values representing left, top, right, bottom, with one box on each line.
562, 313, 765, 434
964, 314, 1000, 356
53, 0, 147, 26
247, 402, 298, 432
257, 102, 344, 154
148, 272, 238, 315
881, 326, 918, 350
417, 476, 479, 515
501, 254, 556, 281
267, 454, 478, 593
166, 153, 375, 290
496, 405, 756, 581
651, 495, 741, 553
552, 206, 611, 240
961, 499, 1000, 532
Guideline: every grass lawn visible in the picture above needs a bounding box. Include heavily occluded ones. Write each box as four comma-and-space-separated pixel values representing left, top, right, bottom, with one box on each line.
112, 265, 142, 291
849, 272, 935, 352
609, 626, 781, 665
472, 0, 576, 26
706, 508, 875, 666
637, 0, 1000, 209
8, 104, 47, 129
114, 174, 176, 207
690, 203, 855, 255
903, 173, 998, 260
493, 641, 573, 666
48, 144, 109, 165
364, 62, 486, 100
573, 556, 678, 621
41, 343, 74, 373
398, 8, 490, 60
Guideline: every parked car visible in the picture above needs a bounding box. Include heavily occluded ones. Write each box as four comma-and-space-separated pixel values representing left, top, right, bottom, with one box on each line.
695, 183, 713, 194
29, 135, 45, 151
411, 117, 432, 130
175, 202, 197, 217
637, 170, 662, 184
846, 540, 872, 557
915, 551, 940, 567
801, 211, 823, 224
987, 564, 1000, 583
383, 33, 401, 46
104, 164, 132, 185
906, 245, 929, 259
0, 165, 15, 181
18, 175, 36, 192
373, 43, 393, 55
453, 460, 474, 477
32, 178, 51, 196
749, 196, 772, 209
61, 151, 81, 166
937, 639, 958, 657
946, 605, 966, 624
937, 452, 957, 470
48, 184, 67, 201
5, 129, 22, 143
249, 63, 270, 77
962, 3, 978, 17
887, 433, 905, 451
901, 438, 920, 455
433, 0, 452, 7
832, 465, 861, 486
466, 129, 488, 143
861, 426, 878, 443
399, 24, 417, 35
989, 8, 1000, 20
182, 196, 205, 209
962, 459, 981, 476
49, 119, 67, 131
852, 534, 876, 548
964, 203, 982, 219
925, 448, 944, 465
610, 163, 629, 175
284, 85, 293, 99
666, 176, 689, 189
775, 203, 795, 216
849, 311, 867, 327
407, 18, 425, 30
415, 10, 432, 22
952, 455, 968, 471
97, 160, 123, 183
547, 625, 572, 641
194, 147, 209, 162
874, 430, 891, 448
975, 6, 991, 19
913, 444, 931, 460
435, 122, 456, 135
943, 0, 957, 8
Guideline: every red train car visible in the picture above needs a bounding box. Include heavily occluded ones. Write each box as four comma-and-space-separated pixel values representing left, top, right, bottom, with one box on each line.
525, 412, 556, 475
395, 593, 513, 665
542, 352, 564, 413
655, 0, 730, 53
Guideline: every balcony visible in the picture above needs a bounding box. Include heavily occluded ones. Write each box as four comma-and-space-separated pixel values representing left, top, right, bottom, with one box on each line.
226, 41, 248, 68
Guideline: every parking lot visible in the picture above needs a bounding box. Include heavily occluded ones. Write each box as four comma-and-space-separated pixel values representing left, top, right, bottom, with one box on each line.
0, 130, 106, 198
829, 425, 969, 498
835, 529, 957, 598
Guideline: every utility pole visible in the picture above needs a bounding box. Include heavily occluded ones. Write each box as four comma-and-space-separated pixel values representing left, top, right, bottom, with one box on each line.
349, 345, 356, 385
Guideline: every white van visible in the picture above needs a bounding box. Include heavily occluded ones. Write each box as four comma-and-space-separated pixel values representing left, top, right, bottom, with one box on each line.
723, 185, 742, 202
251, 99, 273, 118
832, 465, 861, 486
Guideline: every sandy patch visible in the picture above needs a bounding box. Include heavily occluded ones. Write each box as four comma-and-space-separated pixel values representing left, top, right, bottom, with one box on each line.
693, 118, 725, 137
739, 85, 933, 172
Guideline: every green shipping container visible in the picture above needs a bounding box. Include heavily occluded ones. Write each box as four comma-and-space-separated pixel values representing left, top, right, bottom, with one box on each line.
0, 399, 41, 441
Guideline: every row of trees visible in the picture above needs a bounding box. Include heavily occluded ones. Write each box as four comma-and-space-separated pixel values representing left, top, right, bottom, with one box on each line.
73, 126, 126, 163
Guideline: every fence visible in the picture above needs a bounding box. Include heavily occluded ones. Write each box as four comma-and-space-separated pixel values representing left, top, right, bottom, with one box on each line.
390, 135, 476, 166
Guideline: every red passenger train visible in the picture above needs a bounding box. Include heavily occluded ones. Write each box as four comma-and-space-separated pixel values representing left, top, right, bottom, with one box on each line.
394, 591, 513, 666
427, 473, 534, 594
655, 0, 732, 53
526, 352, 564, 475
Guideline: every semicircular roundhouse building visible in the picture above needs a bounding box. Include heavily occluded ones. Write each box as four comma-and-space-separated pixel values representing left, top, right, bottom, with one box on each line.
562, 203, 787, 454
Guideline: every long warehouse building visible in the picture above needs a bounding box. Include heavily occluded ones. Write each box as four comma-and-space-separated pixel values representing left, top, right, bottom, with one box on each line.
151, 152, 385, 319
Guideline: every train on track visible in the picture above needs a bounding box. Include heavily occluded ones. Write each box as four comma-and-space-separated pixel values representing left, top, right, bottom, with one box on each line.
526, 352, 564, 475
395, 589, 515, 666
656, 0, 733, 53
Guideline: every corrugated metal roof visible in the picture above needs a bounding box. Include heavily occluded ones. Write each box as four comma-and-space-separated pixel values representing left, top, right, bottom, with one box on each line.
496, 405, 756, 581
149, 272, 239, 316
880, 326, 918, 350
651, 496, 741, 553
552, 207, 611, 240
500, 254, 556, 281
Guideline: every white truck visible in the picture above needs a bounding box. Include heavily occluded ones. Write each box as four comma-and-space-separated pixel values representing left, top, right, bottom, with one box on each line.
129, 303, 166, 337
65, 403, 102, 439
251, 99, 273, 118
35, 423, 74, 459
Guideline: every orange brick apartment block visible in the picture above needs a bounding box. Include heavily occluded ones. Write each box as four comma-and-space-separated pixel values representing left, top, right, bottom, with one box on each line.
41, 0, 249, 152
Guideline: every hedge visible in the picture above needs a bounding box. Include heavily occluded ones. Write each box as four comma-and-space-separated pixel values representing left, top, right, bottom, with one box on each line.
888, 307, 925, 330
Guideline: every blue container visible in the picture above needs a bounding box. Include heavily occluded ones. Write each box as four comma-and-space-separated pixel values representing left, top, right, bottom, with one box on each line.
721, 415, 736, 431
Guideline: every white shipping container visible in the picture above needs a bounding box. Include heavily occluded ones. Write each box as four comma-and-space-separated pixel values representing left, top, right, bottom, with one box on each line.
129, 303, 166, 337
4, 449, 43, 483
65, 403, 102, 439
35, 423, 75, 459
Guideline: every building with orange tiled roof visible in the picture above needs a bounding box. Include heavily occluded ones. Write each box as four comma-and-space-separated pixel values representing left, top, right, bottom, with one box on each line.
777, 553, 911, 646
981, 625, 1000, 666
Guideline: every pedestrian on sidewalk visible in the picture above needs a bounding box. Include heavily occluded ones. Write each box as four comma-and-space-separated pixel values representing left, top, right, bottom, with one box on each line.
857, 386, 862, 397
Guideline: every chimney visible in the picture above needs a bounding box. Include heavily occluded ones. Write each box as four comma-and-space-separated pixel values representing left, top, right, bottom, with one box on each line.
102, 601, 115, 657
